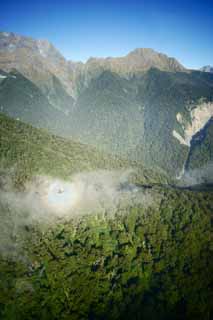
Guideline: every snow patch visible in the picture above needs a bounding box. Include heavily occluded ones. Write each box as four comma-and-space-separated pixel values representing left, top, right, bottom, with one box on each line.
0, 75, 7, 79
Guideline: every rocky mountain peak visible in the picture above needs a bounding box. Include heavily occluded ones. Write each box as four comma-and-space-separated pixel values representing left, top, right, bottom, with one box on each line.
0, 31, 186, 100
0, 31, 75, 98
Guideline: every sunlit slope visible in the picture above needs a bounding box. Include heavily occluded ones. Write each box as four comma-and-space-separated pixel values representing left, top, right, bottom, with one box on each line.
70, 69, 213, 175
0, 113, 122, 181
0, 113, 167, 186
1, 67, 213, 178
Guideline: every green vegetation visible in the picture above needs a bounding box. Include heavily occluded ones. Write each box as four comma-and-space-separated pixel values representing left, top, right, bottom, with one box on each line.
0, 112, 125, 186
0, 189, 212, 320
135, 69, 213, 174
69, 68, 213, 176
1, 68, 213, 177
186, 118, 213, 171
0, 114, 213, 319
0, 112, 167, 187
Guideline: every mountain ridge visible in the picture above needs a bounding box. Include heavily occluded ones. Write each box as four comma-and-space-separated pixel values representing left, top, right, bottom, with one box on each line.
0, 31, 213, 180
0, 31, 186, 99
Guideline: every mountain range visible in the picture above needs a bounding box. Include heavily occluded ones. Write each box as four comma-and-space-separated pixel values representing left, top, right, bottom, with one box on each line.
0, 31, 213, 181
0, 31, 213, 320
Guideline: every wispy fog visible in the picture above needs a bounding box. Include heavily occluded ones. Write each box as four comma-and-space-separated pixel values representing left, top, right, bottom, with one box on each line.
0, 169, 153, 258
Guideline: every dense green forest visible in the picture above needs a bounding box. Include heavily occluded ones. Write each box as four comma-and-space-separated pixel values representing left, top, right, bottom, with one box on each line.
1, 68, 213, 177
0, 113, 167, 186
0, 114, 213, 319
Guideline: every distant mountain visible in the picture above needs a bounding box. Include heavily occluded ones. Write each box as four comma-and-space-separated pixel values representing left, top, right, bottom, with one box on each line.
0, 32, 185, 99
69, 68, 213, 178
84, 47, 185, 74
200, 65, 213, 73
0, 31, 76, 107
73, 48, 185, 90
0, 69, 76, 135
0, 31, 213, 180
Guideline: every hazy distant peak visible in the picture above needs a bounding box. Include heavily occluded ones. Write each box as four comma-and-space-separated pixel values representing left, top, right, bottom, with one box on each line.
36, 39, 52, 57
0, 31, 63, 61
127, 47, 157, 56
0, 30, 185, 101
68, 60, 84, 72
0, 31, 20, 39
126, 47, 185, 71
0, 31, 75, 98
0, 30, 184, 72
200, 65, 213, 73
127, 47, 175, 61
83, 47, 185, 74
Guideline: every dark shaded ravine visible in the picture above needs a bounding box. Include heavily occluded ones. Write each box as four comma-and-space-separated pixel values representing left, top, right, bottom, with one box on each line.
185, 116, 213, 171
136, 183, 213, 192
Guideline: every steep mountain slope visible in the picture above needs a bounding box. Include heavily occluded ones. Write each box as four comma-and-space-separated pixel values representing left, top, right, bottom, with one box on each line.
0, 31, 76, 106
185, 117, 213, 172
0, 113, 121, 182
0, 69, 74, 135
0, 113, 213, 320
0, 32, 185, 101
1, 67, 213, 179
0, 31, 212, 180
69, 70, 143, 156
84, 47, 185, 75
73, 48, 185, 91
68, 68, 213, 177
135, 69, 213, 175
0, 113, 168, 187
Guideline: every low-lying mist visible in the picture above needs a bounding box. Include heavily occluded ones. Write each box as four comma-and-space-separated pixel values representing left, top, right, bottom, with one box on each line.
0, 169, 153, 258
180, 162, 213, 186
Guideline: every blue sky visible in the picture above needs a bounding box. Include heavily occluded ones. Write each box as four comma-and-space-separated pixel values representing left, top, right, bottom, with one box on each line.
0, 0, 212, 69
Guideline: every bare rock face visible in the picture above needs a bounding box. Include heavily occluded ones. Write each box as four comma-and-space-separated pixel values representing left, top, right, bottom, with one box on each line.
75, 48, 185, 88
0, 31, 186, 99
173, 101, 213, 146
86, 47, 185, 74
0, 32, 76, 99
